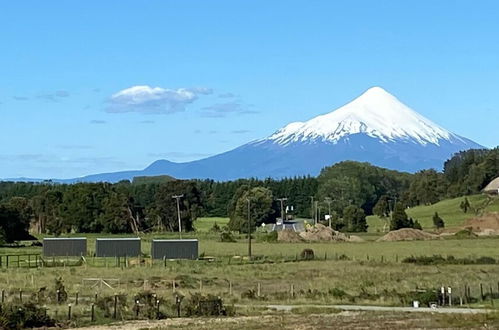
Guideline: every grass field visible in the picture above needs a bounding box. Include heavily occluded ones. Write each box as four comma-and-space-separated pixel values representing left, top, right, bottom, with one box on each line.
368, 194, 499, 232
1, 211, 499, 328
194, 217, 230, 232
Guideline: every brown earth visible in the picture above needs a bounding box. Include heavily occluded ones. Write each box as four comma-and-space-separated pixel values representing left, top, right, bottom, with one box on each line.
377, 228, 439, 242
277, 229, 304, 242
278, 224, 364, 243
464, 212, 499, 235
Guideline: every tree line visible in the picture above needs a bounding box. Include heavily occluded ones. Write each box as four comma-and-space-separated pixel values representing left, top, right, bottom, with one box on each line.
0, 147, 497, 241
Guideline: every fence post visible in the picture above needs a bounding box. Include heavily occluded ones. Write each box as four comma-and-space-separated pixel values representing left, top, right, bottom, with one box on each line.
91, 303, 95, 322
75, 292, 79, 306
68, 304, 72, 320
291, 284, 294, 298
19, 289, 22, 303
480, 283, 484, 301
257, 283, 261, 297
1, 289, 4, 303
229, 281, 232, 295
176, 295, 181, 317
113, 294, 118, 319
490, 286, 494, 306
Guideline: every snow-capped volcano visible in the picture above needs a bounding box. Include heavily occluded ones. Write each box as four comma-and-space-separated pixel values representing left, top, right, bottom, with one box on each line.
22, 87, 483, 183
268, 87, 458, 146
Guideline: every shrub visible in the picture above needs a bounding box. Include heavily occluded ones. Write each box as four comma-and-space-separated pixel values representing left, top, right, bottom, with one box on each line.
95, 294, 128, 318
300, 248, 315, 260
219, 227, 236, 242
0, 303, 56, 329
209, 222, 221, 233
184, 293, 234, 316
133, 291, 167, 319
329, 287, 348, 300
257, 231, 278, 243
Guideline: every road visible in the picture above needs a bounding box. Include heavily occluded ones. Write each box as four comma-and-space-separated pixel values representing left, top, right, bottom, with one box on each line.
264, 303, 495, 314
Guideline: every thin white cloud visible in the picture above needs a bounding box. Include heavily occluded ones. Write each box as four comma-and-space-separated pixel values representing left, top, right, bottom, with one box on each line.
148, 151, 212, 160
36, 90, 70, 102
90, 120, 107, 124
106, 85, 213, 114
201, 101, 259, 117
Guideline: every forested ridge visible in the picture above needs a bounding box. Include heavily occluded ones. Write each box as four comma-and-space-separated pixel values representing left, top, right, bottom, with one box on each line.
0, 148, 497, 241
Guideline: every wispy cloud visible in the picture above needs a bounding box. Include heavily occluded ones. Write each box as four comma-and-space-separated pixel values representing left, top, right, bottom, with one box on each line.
139, 120, 155, 124
231, 129, 251, 134
148, 151, 212, 160
56, 145, 94, 150
90, 120, 107, 124
201, 101, 258, 118
106, 85, 213, 114
218, 92, 236, 98
13, 96, 29, 101
36, 90, 70, 102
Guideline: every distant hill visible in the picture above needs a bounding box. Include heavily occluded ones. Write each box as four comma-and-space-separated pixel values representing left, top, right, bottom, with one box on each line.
367, 194, 499, 232
132, 175, 175, 185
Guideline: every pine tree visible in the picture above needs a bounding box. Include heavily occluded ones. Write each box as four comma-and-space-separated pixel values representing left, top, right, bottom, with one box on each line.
459, 197, 470, 213
432, 212, 445, 229
390, 202, 411, 230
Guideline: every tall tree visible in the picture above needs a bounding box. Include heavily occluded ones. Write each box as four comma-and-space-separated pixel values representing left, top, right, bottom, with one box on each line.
228, 187, 274, 233
342, 205, 367, 232
390, 202, 411, 230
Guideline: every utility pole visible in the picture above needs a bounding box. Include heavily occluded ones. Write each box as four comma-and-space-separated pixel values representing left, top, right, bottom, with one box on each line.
172, 195, 184, 239
314, 201, 318, 225
310, 196, 314, 223
247, 198, 252, 259
325, 197, 332, 228
277, 198, 288, 224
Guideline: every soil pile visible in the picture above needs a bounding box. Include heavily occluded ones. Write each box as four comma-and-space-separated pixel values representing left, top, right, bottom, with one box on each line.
377, 228, 439, 242
464, 212, 499, 235
277, 229, 304, 242
297, 224, 364, 242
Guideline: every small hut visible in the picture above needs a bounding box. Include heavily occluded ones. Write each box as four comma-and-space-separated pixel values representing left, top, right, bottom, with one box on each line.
483, 177, 499, 195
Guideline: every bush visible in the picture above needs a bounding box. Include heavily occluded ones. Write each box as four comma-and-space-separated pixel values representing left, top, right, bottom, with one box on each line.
300, 248, 315, 260
0, 303, 56, 329
257, 231, 278, 243
209, 222, 221, 233
402, 255, 497, 265
184, 293, 234, 316
219, 227, 237, 242
329, 287, 348, 300
133, 291, 167, 319
95, 294, 128, 318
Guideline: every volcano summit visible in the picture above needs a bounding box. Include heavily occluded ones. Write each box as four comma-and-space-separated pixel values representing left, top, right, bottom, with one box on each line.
56, 87, 485, 182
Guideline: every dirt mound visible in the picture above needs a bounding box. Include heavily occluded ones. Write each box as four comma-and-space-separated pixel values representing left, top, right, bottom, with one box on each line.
297, 224, 363, 242
377, 228, 439, 242
278, 229, 304, 242
348, 235, 365, 242
464, 212, 499, 235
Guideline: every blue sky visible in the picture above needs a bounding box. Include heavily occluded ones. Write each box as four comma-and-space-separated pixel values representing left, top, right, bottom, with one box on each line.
0, 1, 498, 179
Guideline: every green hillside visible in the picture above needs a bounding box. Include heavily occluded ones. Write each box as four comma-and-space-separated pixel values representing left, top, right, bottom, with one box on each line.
367, 194, 499, 232
131, 175, 175, 184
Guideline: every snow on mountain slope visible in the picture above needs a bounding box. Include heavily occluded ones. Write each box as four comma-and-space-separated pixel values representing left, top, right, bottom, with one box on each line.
267, 87, 461, 145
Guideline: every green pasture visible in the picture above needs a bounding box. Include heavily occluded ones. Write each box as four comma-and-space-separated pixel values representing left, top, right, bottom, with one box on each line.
368, 194, 499, 233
